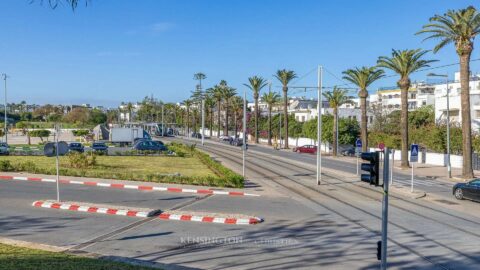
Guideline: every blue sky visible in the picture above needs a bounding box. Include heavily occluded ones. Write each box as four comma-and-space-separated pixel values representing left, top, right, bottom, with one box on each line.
0, 0, 479, 107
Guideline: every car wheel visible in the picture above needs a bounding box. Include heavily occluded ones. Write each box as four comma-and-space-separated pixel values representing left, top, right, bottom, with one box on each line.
454, 188, 464, 200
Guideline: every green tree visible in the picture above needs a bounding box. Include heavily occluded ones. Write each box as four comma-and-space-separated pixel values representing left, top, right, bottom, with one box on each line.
183, 99, 192, 136
377, 49, 436, 167
342, 66, 384, 151
220, 82, 237, 136
262, 91, 281, 145
322, 87, 353, 156
417, 6, 480, 178
29, 129, 51, 142
274, 69, 297, 148
207, 84, 224, 137
244, 76, 268, 144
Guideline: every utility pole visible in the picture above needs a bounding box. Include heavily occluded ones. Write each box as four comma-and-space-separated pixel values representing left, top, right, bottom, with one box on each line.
55, 124, 61, 202
201, 99, 205, 145
381, 147, 390, 270
161, 104, 164, 137
279, 111, 282, 149
2, 74, 7, 144
243, 91, 246, 177
317, 66, 323, 185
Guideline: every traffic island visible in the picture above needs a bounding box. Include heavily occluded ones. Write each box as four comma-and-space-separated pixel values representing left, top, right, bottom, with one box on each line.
32, 200, 161, 217
389, 185, 426, 199
158, 210, 264, 225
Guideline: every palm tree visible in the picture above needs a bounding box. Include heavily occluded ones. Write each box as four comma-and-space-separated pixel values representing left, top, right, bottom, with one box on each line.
417, 6, 480, 178
274, 69, 297, 148
207, 85, 224, 137
183, 99, 193, 136
220, 84, 237, 136
323, 87, 353, 157
194, 72, 207, 89
126, 102, 134, 122
244, 76, 268, 143
342, 67, 385, 152
262, 91, 281, 145
377, 49, 436, 168
230, 96, 244, 137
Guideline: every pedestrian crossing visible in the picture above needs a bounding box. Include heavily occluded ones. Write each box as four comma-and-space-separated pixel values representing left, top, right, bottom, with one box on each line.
390, 176, 453, 189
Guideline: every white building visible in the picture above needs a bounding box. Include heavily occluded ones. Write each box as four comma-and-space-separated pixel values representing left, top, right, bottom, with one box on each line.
375, 83, 436, 112
434, 72, 480, 131
118, 103, 142, 122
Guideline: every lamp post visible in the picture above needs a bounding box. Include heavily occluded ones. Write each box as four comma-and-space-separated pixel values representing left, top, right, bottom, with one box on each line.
427, 73, 451, 178
2, 74, 7, 144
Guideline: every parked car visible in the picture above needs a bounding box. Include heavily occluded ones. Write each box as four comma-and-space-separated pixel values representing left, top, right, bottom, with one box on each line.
0, 143, 9, 155
453, 179, 480, 202
230, 137, 243, 146
68, 142, 84, 153
219, 135, 232, 142
293, 145, 317, 154
91, 142, 108, 153
132, 140, 167, 151
191, 132, 203, 139
341, 147, 356, 157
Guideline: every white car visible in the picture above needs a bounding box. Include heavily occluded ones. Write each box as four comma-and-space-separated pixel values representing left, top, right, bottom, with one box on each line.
219, 135, 232, 142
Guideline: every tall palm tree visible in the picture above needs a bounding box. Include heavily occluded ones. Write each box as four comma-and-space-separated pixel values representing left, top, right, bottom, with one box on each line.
323, 87, 353, 157
194, 72, 207, 89
262, 91, 281, 145
126, 102, 133, 122
230, 96, 244, 137
274, 69, 297, 148
220, 85, 237, 136
417, 6, 480, 178
342, 67, 385, 152
377, 49, 436, 168
207, 85, 223, 137
204, 93, 216, 137
244, 76, 268, 143
183, 99, 193, 136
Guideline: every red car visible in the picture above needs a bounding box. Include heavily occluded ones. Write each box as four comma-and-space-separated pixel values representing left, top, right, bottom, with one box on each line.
293, 145, 317, 154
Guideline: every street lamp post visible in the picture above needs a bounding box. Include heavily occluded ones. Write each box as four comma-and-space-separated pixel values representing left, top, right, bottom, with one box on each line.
427, 73, 451, 178
2, 74, 7, 144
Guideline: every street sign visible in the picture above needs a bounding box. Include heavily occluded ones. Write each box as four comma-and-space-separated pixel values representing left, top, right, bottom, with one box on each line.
410, 144, 418, 163
356, 139, 362, 148
378, 142, 385, 151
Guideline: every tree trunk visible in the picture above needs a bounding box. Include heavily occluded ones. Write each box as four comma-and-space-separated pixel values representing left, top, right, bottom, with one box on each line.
460, 52, 474, 178
254, 93, 259, 143
333, 107, 338, 157
210, 107, 213, 137
234, 113, 238, 137
217, 101, 221, 137
186, 109, 190, 136
399, 77, 410, 168
268, 107, 272, 145
283, 86, 289, 148
224, 103, 229, 136
359, 89, 368, 152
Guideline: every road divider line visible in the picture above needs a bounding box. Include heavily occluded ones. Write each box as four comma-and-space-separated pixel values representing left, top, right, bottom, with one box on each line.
2, 175, 259, 197
32, 200, 157, 217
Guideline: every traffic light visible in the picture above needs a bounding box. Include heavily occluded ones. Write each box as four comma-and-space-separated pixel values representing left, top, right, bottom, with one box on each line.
360, 151, 380, 186
377, 241, 382, 260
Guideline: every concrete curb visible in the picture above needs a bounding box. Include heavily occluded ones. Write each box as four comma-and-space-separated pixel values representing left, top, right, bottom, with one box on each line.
390, 186, 426, 199
158, 213, 263, 225
1, 175, 259, 197
32, 200, 159, 217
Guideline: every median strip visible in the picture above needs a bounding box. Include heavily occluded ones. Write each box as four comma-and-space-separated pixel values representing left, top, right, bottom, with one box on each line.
0, 175, 259, 197
32, 200, 159, 218
158, 211, 263, 225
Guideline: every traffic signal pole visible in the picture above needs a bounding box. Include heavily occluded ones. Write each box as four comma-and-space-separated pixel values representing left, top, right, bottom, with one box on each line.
381, 147, 390, 270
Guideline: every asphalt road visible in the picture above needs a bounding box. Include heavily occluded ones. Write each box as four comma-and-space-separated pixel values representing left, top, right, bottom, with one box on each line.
0, 136, 479, 269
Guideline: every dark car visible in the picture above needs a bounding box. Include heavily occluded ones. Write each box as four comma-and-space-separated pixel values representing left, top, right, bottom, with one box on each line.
341, 147, 356, 157
293, 145, 317, 154
92, 142, 108, 153
0, 143, 9, 155
191, 132, 203, 139
132, 140, 167, 151
68, 142, 84, 153
453, 179, 480, 202
230, 137, 244, 147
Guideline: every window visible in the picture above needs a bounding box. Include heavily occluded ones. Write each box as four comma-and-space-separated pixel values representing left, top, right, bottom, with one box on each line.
475, 110, 480, 119
301, 116, 305, 122
422, 101, 426, 106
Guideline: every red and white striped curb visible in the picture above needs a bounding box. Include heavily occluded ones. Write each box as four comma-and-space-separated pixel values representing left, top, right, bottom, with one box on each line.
32, 201, 154, 217
158, 213, 263, 225
0, 175, 259, 197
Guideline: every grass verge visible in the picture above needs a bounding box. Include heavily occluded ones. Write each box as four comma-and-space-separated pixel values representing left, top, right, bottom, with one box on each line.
0, 243, 155, 270
0, 143, 244, 188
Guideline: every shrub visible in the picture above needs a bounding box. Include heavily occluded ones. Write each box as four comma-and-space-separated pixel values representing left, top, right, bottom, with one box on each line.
72, 129, 90, 137
29, 130, 51, 142
0, 160, 13, 171
66, 152, 97, 169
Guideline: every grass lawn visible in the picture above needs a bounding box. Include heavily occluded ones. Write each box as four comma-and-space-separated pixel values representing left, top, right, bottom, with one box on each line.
0, 243, 155, 270
0, 155, 215, 178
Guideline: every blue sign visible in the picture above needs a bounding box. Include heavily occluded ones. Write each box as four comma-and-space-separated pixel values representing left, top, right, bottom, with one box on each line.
356, 139, 362, 148
410, 144, 419, 163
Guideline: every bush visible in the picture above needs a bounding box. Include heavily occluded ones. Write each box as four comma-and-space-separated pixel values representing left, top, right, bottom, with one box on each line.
0, 160, 13, 171
66, 152, 97, 169
72, 129, 90, 137
29, 129, 51, 142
